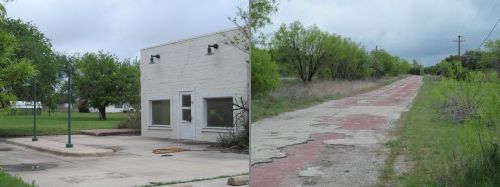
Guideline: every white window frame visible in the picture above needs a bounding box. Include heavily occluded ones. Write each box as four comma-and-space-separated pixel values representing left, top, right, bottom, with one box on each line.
148, 99, 173, 128
202, 96, 235, 130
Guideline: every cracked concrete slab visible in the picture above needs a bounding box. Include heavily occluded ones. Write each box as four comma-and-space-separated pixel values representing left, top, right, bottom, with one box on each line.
250, 76, 422, 187
0, 135, 248, 187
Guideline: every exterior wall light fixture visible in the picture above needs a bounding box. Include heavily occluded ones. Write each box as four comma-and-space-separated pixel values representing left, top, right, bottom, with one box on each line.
150, 54, 160, 64
207, 44, 219, 55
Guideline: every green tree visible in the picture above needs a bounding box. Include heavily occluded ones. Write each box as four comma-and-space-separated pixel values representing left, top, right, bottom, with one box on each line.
479, 40, 500, 75
370, 49, 398, 77
0, 1, 37, 107
74, 51, 139, 120
397, 58, 412, 74
225, 0, 278, 53
462, 50, 483, 71
409, 59, 424, 75
272, 21, 328, 82
437, 60, 464, 80
251, 46, 280, 95
250, 0, 278, 44
424, 65, 439, 75
2, 18, 59, 111
325, 36, 371, 80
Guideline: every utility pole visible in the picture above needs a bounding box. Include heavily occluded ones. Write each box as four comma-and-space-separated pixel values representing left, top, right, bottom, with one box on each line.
453, 35, 465, 63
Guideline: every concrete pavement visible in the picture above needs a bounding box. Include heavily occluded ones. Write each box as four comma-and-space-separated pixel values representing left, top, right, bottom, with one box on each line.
0, 135, 248, 187
250, 76, 422, 186
6, 138, 114, 157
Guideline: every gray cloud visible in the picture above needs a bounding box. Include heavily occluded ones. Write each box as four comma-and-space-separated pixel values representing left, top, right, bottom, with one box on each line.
262, 0, 500, 66
5, 0, 247, 60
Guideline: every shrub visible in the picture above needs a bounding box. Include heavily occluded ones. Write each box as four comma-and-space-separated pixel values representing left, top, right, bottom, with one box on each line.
216, 97, 248, 151
77, 99, 90, 113
435, 73, 485, 123
251, 46, 280, 96
118, 112, 141, 130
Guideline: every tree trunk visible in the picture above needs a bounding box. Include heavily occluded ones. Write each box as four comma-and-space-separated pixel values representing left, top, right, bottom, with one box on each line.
99, 107, 107, 120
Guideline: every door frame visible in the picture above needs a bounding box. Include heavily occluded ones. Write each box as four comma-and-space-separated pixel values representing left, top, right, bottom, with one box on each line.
177, 91, 195, 140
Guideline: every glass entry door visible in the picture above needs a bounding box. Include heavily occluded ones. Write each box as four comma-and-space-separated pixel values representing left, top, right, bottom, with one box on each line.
179, 92, 194, 140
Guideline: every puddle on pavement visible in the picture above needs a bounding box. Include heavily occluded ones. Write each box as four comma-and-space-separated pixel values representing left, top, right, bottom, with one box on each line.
0, 163, 58, 172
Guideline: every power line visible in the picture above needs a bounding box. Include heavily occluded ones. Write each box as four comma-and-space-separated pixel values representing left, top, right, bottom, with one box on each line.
476, 17, 500, 49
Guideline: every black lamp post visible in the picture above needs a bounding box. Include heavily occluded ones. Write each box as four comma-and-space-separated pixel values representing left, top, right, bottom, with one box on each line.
66, 64, 73, 148
22, 79, 38, 142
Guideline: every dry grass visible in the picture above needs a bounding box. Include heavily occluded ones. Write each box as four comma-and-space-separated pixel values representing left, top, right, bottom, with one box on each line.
270, 78, 393, 99
252, 76, 405, 121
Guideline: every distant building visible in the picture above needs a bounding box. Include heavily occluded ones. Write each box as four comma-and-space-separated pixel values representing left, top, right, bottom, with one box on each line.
89, 103, 133, 113
8, 101, 42, 115
140, 28, 249, 142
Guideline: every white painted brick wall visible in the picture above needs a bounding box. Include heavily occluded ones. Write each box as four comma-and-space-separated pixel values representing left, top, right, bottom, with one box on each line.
140, 29, 249, 142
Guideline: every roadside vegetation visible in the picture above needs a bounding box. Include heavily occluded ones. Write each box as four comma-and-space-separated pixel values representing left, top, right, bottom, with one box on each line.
252, 76, 404, 121
251, 14, 424, 121
381, 40, 500, 186
0, 171, 33, 187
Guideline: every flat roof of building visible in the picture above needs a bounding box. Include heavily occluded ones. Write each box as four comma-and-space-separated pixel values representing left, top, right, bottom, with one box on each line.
141, 27, 241, 51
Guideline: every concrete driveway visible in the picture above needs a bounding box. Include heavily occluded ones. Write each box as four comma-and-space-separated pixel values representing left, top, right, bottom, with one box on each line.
250, 76, 422, 186
0, 135, 248, 187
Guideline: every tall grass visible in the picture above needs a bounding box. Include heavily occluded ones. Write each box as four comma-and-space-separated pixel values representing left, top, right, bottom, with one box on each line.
390, 72, 500, 186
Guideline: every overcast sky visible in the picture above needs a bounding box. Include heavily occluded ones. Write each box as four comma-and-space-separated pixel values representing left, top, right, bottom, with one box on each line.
5, 1, 500, 66
263, 0, 500, 66
5, 0, 247, 60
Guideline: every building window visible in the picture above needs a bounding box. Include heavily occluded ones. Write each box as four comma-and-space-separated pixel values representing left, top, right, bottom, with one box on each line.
206, 97, 233, 128
151, 100, 170, 125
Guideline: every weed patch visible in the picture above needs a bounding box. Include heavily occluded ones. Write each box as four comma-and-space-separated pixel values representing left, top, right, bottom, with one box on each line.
388, 74, 500, 186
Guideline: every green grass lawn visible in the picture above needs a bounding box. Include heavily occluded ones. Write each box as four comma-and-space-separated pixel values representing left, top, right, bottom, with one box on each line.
252, 76, 404, 121
0, 111, 127, 137
382, 78, 500, 186
0, 171, 32, 187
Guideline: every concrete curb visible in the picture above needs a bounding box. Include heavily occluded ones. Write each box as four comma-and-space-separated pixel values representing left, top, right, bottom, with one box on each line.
80, 129, 140, 136
5, 139, 114, 157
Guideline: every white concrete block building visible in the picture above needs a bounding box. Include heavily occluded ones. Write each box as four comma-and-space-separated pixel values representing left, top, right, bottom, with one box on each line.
140, 28, 249, 142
